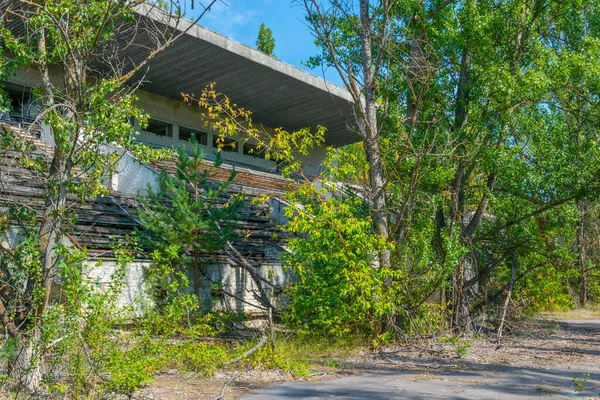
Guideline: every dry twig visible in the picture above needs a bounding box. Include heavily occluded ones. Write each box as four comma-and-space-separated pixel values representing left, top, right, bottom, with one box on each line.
214, 374, 238, 400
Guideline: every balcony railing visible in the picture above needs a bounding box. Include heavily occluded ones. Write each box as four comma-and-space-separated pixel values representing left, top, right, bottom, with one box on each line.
0, 111, 42, 138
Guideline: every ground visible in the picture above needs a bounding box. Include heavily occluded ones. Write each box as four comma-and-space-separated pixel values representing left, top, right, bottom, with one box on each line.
135, 315, 600, 399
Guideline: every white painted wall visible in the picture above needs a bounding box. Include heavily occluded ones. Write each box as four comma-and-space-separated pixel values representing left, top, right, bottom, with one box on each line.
83, 260, 152, 316
81, 258, 289, 315
112, 149, 159, 195
194, 260, 288, 313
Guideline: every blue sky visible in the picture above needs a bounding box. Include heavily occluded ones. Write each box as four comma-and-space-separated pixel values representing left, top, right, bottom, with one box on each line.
188, 0, 344, 87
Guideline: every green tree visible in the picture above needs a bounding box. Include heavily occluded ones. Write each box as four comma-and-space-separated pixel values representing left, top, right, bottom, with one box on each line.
257, 22, 276, 56
303, 0, 600, 333
139, 135, 284, 325
304, 0, 392, 271
0, 0, 217, 393
283, 153, 397, 338
138, 139, 242, 313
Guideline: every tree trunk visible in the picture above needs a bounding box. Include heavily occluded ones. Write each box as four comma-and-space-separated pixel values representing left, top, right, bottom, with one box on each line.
449, 28, 474, 332
451, 258, 470, 332
194, 246, 200, 297
16, 28, 72, 393
406, 33, 427, 131
497, 252, 517, 340
16, 152, 67, 394
359, 0, 390, 269
577, 201, 587, 306
12, 326, 43, 395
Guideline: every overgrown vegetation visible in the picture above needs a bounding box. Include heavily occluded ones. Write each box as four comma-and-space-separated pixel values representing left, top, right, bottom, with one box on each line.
283, 159, 397, 338
1, 0, 600, 398
295, 0, 600, 337
138, 137, 243, 311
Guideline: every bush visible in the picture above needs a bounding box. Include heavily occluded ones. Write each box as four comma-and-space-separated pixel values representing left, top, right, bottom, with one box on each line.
243, 345, 310, 377
165, 342, 230, 375
104, 337, 166, 397
0, 338, 16, 368
284, 184, 397, 338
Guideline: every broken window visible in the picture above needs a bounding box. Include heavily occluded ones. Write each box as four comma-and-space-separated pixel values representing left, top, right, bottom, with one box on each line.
145, 119, 172, 137
212, 136, 237, 152
243, 142, 265, 159
179, 126, 208, 145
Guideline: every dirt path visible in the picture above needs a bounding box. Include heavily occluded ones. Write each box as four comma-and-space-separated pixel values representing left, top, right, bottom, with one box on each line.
239, 319, 600, 399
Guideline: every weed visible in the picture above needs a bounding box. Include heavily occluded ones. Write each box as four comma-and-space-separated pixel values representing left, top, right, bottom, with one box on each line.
244, 345, 310, 377
545, 322, 560, 336
0, 338, 16, 367
535, 386, 555, 395
440, 336, 460, 345
573, 373, 590, 393
104, 338, 166, 397
440, 336, 471, 357
456, 340, 472, 358
165, 341, 230, 375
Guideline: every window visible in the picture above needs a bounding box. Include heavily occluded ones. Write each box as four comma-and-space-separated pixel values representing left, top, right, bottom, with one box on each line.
212, 136, 237, 152
145, 119, 172, 137
3, 85, 35, 120
179, 126, 208, 145
1, 84, 39, 129
243, 143, 265, 159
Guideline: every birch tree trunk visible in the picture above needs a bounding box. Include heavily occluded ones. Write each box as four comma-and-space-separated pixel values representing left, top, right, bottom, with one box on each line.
13, 27, 71, 393
497, 252, 517, 340
359, 0, 390, 269
577, 201, 588, 306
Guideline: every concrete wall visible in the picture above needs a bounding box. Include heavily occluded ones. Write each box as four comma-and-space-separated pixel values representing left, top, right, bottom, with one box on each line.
83, 259, 151, 315
195, 259, 288, 313
1, 228, 289, 316
0, 226, 22, 251
81, 257, 289, 316
110, 148, 159, 195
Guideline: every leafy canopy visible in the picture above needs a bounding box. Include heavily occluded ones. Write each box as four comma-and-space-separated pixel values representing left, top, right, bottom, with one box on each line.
257, 22, 276, 56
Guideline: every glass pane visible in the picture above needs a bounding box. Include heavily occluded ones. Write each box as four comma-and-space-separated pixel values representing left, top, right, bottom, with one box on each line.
179, 126, 208, 145
243, 143, 265, 159
212, 136, 237, 152
145, 119, 172, 137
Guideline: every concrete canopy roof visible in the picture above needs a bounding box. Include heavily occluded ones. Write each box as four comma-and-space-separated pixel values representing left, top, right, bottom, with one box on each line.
127, 4, 359, 147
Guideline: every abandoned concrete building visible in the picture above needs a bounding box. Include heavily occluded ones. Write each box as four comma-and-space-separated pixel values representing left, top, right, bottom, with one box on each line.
0, 6, 356, 312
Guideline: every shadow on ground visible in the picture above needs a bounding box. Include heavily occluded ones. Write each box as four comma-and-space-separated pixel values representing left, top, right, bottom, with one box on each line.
240, 362, 600, 399
239, 319, 600, 399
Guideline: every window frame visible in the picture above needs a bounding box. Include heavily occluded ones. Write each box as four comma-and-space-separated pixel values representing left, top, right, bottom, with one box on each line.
242, 142, 266, 159
212, 135, 238, 153
144, 118, 173, 138
179, 125, 208, 145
